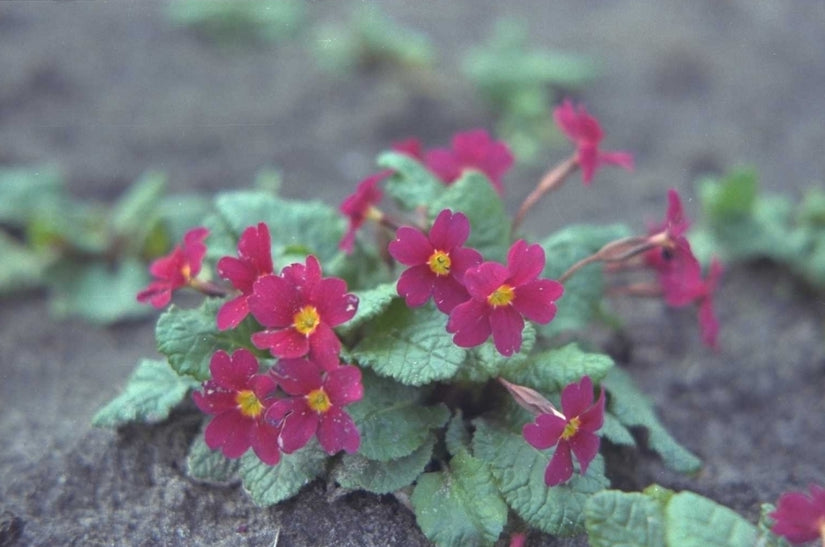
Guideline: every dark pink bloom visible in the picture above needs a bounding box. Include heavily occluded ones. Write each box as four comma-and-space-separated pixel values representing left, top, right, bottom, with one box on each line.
696, 258, 723, 349
193, 349, 281, 465
388, 209, 482, 313
424, 129, 514, 195
770, 484, 825, 544
249, 255, 358, 370
339, 171, 386, 253
554, 99, 633, 185
522, 376, 605, 486
137, 226, 209, 308
447, 239, 564, 356
266, 358, 363, 455
216, 223, 274, 330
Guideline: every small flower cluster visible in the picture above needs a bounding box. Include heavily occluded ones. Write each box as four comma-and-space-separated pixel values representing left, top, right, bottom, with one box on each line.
770, 484, 825, 545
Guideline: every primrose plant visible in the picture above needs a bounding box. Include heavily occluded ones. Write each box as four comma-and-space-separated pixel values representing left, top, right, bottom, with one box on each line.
94, 100, 783, 546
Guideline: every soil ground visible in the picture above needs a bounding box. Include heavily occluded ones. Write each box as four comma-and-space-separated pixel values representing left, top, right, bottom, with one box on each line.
1, 2, 824, 546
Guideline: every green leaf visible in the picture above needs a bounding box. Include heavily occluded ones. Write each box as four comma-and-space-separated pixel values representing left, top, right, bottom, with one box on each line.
0, 232, 48, 294
445, 409, 471, 457
333, 435, 435, 494
411, 450, 508, 547
584, 490, 666, 547
430, 171, 510, 261
664, 491, 758, 547
600, 413, 636, 446
347, 370, 449, 461
28, 199, 110, 255
458, 323, 536, 383
350, 300, 466, 386
502, 343, 614, 394
0, 165, 63, 225
92, 359, 199, 427
756, 503, 791, 547
539, 223, 630, 337
472, 418, 609, 536
699, 167, 759, 221
155, 298, 260, 381
213, 190, 344, 265
45, 257, 152, 324
239, 442, 327, 507
378, 151, 446, 211
109, 171, 166, 252
186, 432, 240, 485
604, 367, 701, 473
337, 282, 398, 336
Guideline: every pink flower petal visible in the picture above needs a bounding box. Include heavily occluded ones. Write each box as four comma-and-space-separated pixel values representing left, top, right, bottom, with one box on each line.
279, 403, 318, 453
523, 413, 565, 450
210, 349, 257, 391
251, 328, 310, 360
578, 387, 605, 433
274, 358, 322, 396
248, 274, 300, 327
560, 376, 594, 419
313, 277, 358, 326
600, 150, 634, 171
447, 299, 492, 348
428, 209, 470, 251
544, 441, 574, 486
512, 279, 563, 324
431, 275, 471, 314
250, 420, 281, 465
489, 306, 524, 356
463, 262, 509, 300
217, 256, 257, 294
388, 226, 434, 265
318, 407, 360, 454
192, 385, 237, 414
216, 295, 250, 331
205, 411, 252, 459
238, 222, 273, 274
506, 240, 545, 286
397, 265, 437, 308
324, 366, 363, 406
568, 430, 600, 476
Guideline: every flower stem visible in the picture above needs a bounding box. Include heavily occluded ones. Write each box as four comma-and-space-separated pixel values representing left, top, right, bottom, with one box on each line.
558, 236, 654, 283
189, 278, 229, 298
512, 155, 578, 232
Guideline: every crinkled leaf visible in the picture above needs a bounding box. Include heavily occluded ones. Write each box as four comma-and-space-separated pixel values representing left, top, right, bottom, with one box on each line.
0, 164, 63, 225
698, 167, 758, 221
92, 359, 198, 427
430, 171, 510, 262
445, 409, 471, 458
457, 323, 535, 383
0, 232, 49, 294
109, 171, 166, 252
584, 490, 666, 547
411, 450, 508, 547
156, 297, 260, 381
338, 282, 398, 336
347, 370, 449, 461
239, 441, 327, 507
502, 343, 614, 394
333, 435, 435, 494
46, 257, 152, 324
350, 300, 466, 386
472, 418, 609, 536
600, 413, 636, 446
186, 431, 240, 485
665, 491, 758, 547
539, 223, 630, 337
604, 367, 701, 473
28, 200, 109, 255
378, 151, 445, 210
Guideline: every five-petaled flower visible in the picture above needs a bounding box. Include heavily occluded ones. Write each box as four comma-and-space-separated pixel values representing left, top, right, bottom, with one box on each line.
522, 376, 605, 486
388, 209, 483, 314
424, 129, 514, 195
266, 357, 363, 455
137, 226, 209, 308
339, 172, 386, 253
447, 239, 564, 356
770, 484, 825, 545
249, 255, 358, 370
216, 222, 274, 330
193, 348, 281, 465
554, 99, 634, 185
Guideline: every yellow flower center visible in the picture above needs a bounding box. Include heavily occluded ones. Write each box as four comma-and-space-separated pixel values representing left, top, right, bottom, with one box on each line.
427, 250, 452, 276
180, 263, 192, 281
561, 416, 581, 440
235, 390, 264, 418
293, 305, 321, 336
487, 284, 515, 307
306, 388, 332, 413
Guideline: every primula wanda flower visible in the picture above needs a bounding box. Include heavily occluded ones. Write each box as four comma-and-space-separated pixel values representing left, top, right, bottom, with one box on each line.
554, 99, 634, 185
192, 348, 281, 465
249, 255, 358, 370
216, 222, 274, 330
696, 258, 723, 349
447, 239, 564, 356
770, 484, 825, 544
522, 376, 605, 486
265, 358, 363, 455
424, 129, 514, 195
339, 171, 386, 253
137, 226, 209, 308
388, 209, 482, 314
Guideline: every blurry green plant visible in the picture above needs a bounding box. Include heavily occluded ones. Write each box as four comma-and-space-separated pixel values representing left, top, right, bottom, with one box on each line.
0, 166, 209, 323
166, 0, 306, 47
462, 19, 598, 163
691, 167, 825, 289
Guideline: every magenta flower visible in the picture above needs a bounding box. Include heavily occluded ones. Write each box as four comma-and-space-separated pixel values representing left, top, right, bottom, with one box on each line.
137, 226, 209, 308
447, 239, 564, 356
339, 171, 386, 253
216, 222, 274, 330
696, 258, 723, 349
554, 99, 634, 185
770, 484, 825, 544
192, 349, 281, 465
522, 376, 605, 486
249, 255, 358, 370
424, 129, 514, 195
388, 209, 482, 314
265, 358, 363, 455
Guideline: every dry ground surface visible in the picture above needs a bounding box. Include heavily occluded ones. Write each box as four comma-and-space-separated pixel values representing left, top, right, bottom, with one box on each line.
1, 2, 824, 545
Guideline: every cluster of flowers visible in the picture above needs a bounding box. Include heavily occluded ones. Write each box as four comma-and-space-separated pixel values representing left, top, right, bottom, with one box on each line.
140, 222, 364, 465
